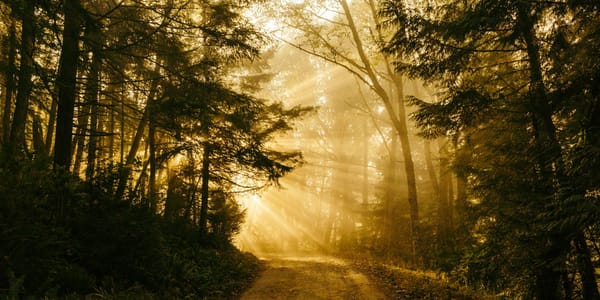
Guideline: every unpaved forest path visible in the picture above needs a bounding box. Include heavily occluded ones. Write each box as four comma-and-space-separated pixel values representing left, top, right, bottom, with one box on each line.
240, 254, 389, 300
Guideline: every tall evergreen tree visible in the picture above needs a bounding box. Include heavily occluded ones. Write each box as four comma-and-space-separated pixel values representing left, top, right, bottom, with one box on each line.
382, 0, 600, 298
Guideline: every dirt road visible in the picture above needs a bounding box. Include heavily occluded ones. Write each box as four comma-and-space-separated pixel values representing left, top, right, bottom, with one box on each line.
240, 254, 389, 300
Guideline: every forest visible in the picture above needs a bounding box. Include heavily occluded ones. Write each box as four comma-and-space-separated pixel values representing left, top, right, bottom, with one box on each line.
0, 0, 599, 299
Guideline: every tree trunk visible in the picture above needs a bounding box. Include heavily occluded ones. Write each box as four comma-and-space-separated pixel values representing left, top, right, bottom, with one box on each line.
517, 4, 569, 298
53, 0, 81, 170
574, 233, 600, 300
85, 60, 102, 182
114, 82, 157, 200
148, 105, 157, 211
7, 0, 36, 159
2, 19, 17, 146
383, 132, 398, 255
437, 138, 451, 246
391, 75, 420, 262
45, 95, 58, 155
85, 27, 103, 182
362, 117, 368, 206
32, 114, 45, 155
199, 143, 211, 234
72, 98, 91, 174
340, 0, 420, 262
424, 139, 440, 202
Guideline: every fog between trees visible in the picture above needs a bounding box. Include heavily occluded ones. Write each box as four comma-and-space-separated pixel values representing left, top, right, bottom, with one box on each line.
0, 0, 599, 299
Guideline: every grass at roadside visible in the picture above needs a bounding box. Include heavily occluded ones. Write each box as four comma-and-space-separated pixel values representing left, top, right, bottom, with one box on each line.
349, 258, 491, 300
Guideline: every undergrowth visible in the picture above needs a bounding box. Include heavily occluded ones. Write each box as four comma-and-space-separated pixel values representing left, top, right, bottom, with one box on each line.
0, 161, 260, 299
347, 255, 493, 300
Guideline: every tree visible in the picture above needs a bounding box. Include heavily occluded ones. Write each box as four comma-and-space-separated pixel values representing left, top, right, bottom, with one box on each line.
53, 0, 81, 169
266, 0, 423, 262
5, 0, 36, 160
156, 79, 310, 233
382, 0, 600, 297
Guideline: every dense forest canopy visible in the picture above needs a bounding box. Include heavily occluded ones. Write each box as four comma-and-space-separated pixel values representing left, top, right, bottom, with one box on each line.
0, 0, 599, 299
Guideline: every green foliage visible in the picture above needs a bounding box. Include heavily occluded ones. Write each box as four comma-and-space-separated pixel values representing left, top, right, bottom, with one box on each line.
382, 0, 600, 297
350, 257, 488, 299
0, 161, 261, 298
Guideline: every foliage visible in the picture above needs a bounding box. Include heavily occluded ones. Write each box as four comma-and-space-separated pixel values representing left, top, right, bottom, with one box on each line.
0, 161, 261, 298
381, 0, 600, 297
350, 256, 489, 299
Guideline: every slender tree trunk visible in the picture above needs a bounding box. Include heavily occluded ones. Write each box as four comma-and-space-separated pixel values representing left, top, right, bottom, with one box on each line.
340, 0, 420, 262
7, 0, 36, 159
2, 19, 17, 146
148, 107, 157, 211
391, 75, 420, 262
53, 0, 81, 170
119, 96, 125, 166
114, 82, 157, 200
362, 118, 368, 206
45, 95, 58, 155
32, 114, 45, 155
437, 139, 451, 245
109, 93, 115, 160
574, 233, 600, 300
199, 142, 211, 234
383, 132, 398, 255
361, 118, 369, 244
72, 100, 91, 174
85, 30, 103, 182
86, 99, 98, 181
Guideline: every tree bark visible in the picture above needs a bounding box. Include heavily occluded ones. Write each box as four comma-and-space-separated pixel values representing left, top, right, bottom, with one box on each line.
199, 142, 211, 234
114, 82, 157, 200
148, 104, 157, 211
574, 233, 600, 300
437, 139, 451, 246
7, 0, 36, 158
340, 0, 420, 262
517, 4, 568, 299
53, 0, 81, 170
85, 26, 103, 182
2, 19, 17, 146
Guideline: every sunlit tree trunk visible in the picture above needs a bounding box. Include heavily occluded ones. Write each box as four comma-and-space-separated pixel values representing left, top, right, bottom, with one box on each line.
72, 26, 102, 174
148, 105, 157, 211
199, 142, 211, 234
2, 19, 17, 146
45, 96, 58, 155
119, 95, 125, 166
85, 27, 103, 182
382, 132, 398, 255
114, 83, 156, 200
7, 0, 36, 159
361, 117, 369, 245
32, 114, 45, 155
437, 138, 451, 247
362, 119, 369, 205
53, 0, 81, 170
72, 93, 92, 174
108, 93, 116, 163
341, 0, 420, 262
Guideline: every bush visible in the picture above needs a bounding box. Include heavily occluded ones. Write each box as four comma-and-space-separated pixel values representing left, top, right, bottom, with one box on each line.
0, 161, 261, 298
